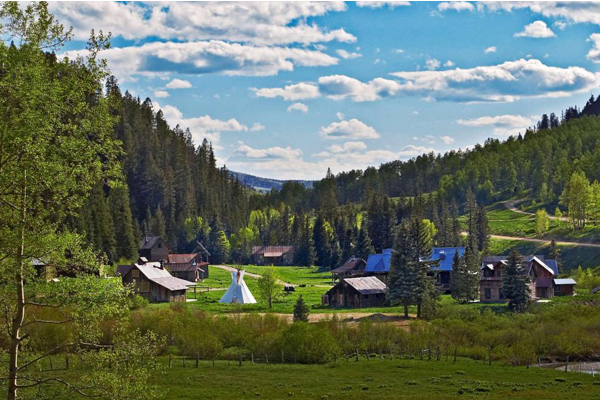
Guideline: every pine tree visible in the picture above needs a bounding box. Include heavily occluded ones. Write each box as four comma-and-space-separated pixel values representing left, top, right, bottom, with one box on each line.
356, 226, 375, 260
296, 216, 315, 267
209, 222, 230, 264
151, 207, 168, 244
476, 206, 489, 254
550, 240, 562, 275
312, 213, 330, 268
387, 222, 417, 318
502, 251, 531, 312
293, 295, 310, 322
109, 185, 138, 262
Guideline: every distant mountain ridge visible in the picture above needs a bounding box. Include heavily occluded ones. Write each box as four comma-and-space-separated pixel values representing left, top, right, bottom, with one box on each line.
229, 171, 314, 192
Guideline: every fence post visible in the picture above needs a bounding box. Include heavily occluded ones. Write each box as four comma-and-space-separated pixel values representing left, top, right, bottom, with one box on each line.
355, 349, 359, 362
437, 346, 440, 361
453, 347, 457, 363
65, 354, 69, 370
565, 356, 569, 372
183, 356, 186, 367
195, 353, 199, 368
281, 350, 284, 364
49, 356, 53, 370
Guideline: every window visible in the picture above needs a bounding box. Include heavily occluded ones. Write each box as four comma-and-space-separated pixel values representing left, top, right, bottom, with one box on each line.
137, 281, 149, 292
131, 269, 139, 278
484, 288, 491, 300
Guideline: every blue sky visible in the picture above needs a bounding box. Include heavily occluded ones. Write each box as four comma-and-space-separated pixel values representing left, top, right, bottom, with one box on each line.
54, 1, 600, 179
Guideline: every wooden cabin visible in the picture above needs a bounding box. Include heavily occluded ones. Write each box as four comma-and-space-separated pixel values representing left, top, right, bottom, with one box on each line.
322, 276, 387, 308
165, 253, 209, 282
331, 256, 366, 280
480, 255, 571, 302
139, 236, 169, 262
119, 258, 191, 303
251, 246, 295, 265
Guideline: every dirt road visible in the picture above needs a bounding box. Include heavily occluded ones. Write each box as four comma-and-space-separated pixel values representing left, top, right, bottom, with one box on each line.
502, 198, 569, 221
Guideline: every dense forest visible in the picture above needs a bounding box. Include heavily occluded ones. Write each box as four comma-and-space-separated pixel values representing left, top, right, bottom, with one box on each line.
76, 78, 600, 268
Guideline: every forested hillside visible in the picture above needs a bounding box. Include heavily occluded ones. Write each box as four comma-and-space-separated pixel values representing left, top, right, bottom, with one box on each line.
72, 78, 252, 262
75, 83, 600, 268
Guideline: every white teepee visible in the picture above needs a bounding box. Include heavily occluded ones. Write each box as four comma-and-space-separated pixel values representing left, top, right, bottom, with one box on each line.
219, 269, 257, 304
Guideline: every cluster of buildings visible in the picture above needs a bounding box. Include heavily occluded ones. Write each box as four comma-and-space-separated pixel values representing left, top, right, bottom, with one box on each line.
117, 236, 210, 303
322, 247, 577, 308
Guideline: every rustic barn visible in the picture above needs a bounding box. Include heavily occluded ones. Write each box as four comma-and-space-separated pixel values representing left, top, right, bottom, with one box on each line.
331, 256, 366, 280
322, 276, 387, 308
251, 245, 295, 265
139, 236, 169, 262
165, 253, 209, 281
120, 258, 191, 303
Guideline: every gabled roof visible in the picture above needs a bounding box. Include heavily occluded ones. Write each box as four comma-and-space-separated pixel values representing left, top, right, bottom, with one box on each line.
133, 261, 192, 291
251, 245, 294, 255
343, 276, 387, 295
331, 257, 366, 274
167, 254, 198, 264
554, 278, 576, 286
530, 256, 556, 276
365, 249, 392, 273
117, 264, 133, 277
544, 260, 559, 276
166, 261, 208, 273
428, 247, 465, 271
139, 236, 163, 250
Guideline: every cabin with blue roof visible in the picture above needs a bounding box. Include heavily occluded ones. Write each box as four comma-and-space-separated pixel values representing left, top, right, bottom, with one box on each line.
364, 249, 393, 281
426, 247, 465, 292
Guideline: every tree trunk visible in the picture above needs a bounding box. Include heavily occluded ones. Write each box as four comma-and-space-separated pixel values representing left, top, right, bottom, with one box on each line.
403, 304, 409, 318
7, 173, 27, 400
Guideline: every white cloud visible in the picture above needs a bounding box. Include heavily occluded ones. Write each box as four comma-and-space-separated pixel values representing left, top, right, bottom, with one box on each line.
444, 60, 455, 67
587, 34, 600, 63
412, 111, 419, 115
336, 112, 346, 120
553, 21, 567, 31
328, 141, 368, 153
438, 2, 475, 12
456, 114, 537, 136
254, 82, 321, 101
515, 21, 555, 38
391, 58, 600, 102
154, 90, 170, 98
481, 2, 600, 27
356, 2, 411, 9
154, 102, 252, 145
287, 103, 309, 113
439, 135, 455, 144
49, 2, 355, 46
166, 78, 192, 89
61, 41, 339, 82
235, 143, 303, 160
320, 118, 380, 140
398, 145, 437, 156
318, 75, 401, 102
484, 46, 497, 54
250, 123, 265, 132
426, 58, 441, 70
394, 48, 405, 54
336, 49, 363, 59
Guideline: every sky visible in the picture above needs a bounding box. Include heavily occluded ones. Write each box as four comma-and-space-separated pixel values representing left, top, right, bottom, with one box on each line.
52, 1, 600, 180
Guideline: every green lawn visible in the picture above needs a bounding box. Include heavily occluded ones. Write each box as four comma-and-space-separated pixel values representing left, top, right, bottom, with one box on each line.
241, 265, 334, 286
55, 357, 600, 400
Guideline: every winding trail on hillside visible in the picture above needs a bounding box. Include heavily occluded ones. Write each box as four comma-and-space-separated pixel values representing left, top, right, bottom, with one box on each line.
461, 231, 600, 248
503, 198, 569, 221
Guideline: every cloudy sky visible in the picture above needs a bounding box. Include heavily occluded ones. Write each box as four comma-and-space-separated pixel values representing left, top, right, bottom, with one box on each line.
55, 1, 600, 180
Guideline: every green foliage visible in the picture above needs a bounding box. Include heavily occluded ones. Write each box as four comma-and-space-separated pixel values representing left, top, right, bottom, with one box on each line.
502, 251, 531, 313
293, 295, 310, 322
257, 267, 282, 308
535, 209, 550, 235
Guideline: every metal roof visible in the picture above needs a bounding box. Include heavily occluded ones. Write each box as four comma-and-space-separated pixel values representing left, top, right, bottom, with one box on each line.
331, 257, 366, 274
251, 245, 294, 255
264, 251, 284, 257
365, 249, 392, 273
134, 261, 192, 291
139, 236, 163, 250
554, 278, 576, 286
167, 254, 198, 264
427, 247, 465, 271
343, 276, 387, 295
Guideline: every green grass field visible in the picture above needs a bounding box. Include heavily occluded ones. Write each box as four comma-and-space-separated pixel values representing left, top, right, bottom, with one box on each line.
54, 357, 600, 400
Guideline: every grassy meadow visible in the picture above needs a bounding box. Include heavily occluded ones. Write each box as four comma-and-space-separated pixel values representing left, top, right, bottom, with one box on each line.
46, 357, 600, 400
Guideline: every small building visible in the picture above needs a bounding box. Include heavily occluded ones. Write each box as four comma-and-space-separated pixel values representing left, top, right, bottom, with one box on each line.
480, 255, 572, 302
139, 236, 169, 262
322, 276, 387, 308
331, 256, 366, 280
554, 278, 576, 296
364, 249, 393, 282
119, 257, 191, 303
426, 247, 465, 292
251, 245, 295, 265
165, 253, 209, 282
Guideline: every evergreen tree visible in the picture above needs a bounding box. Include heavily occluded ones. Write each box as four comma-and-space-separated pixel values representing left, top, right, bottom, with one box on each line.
502, 251, 531, 312
151, 207, 168, 244
387, 222, 417, 318
312, 213, 330, 268
295, 216, 315, 267
356, 226, 375, 260
209, 223, 230, 264
476, 206, 490, 254
451, 247, 480, 303
109, 185, 138, 261
293, 295, 310, 322
550, 240, 562, 275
